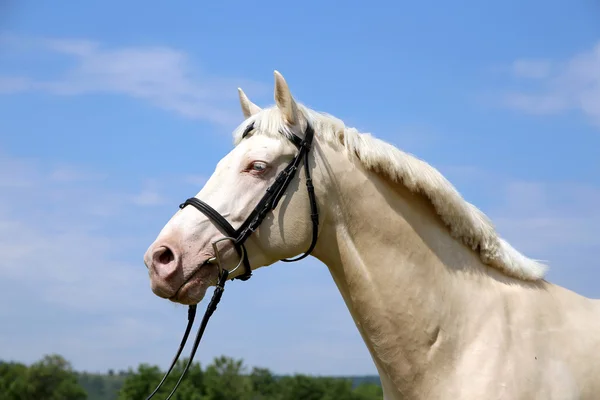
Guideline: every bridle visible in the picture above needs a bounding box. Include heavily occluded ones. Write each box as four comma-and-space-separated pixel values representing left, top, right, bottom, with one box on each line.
145, 122, 319, 399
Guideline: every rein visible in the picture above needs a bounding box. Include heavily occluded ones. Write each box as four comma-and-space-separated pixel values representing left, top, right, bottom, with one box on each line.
145, 123, 319, 399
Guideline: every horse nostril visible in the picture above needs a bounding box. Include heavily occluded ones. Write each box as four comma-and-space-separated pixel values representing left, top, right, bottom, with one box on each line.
159, 248, 174, 265
153, 246, 176, 267
147, 244, 183, 297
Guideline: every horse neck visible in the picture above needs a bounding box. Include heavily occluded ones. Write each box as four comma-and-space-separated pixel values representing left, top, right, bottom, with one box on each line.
311, 145, 501, 395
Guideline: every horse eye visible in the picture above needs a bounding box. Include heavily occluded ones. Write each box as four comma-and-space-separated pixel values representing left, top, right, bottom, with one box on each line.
250, 161, 268, 172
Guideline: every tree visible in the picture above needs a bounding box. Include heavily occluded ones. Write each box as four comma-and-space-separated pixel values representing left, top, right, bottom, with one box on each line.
0, 355, 88, 400
277, 374, 327, 400
353, 382, 384, 400
117, 358, 204, 400
249, 367, 278, 399
0, 360, 28, 399
27, 354, 87, 400
203, 356, 252, 400
1, 353, 385, 400
117, 364, 163, 400
77, 370, 127, 400
321, 377, 356, 400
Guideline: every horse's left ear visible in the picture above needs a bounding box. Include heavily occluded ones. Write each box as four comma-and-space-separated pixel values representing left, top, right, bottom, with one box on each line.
274, 70, 298, 126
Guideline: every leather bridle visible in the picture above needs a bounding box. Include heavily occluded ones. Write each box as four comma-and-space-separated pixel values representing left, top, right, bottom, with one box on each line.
145, 122, 320, 399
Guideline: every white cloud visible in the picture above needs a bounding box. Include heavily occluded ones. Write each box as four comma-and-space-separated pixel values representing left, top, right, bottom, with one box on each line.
495, 40, 600, 126
0, 151, 38, 188
129, 175, 208, 207
502, 92, 568, 115
0, 35, 267, 125
493, 181, 600, 251
0, 77, 32, 94
0, 157, 143, 300
131, 190, 165, 207
181, 174, 208, 187
446, 166, 600, 297
0, 151, 185, 371
511, 59, 553, 79
49, 165, 107, 183
130, 179, 168, 207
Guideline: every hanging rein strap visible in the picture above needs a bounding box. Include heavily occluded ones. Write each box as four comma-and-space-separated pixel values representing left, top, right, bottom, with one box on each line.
145, 270, 229, 400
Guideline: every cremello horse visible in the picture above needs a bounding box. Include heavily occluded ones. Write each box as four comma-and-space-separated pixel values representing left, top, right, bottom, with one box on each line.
144, 71, 600, 399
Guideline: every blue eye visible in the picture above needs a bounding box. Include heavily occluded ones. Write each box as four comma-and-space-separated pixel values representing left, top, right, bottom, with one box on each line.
250, 161, 267, 172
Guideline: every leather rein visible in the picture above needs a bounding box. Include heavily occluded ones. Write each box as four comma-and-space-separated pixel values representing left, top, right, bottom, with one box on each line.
145, 122, 319, 399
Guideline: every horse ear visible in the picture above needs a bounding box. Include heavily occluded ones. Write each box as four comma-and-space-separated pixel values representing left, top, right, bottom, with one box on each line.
273, 70, 298, 125
238, 88, 262, 119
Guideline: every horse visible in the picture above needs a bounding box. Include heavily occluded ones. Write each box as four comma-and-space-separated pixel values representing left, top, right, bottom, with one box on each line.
143, 71, 600, 399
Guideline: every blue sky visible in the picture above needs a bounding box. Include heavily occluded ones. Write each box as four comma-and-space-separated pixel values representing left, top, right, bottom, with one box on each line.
0, 0, 599, 376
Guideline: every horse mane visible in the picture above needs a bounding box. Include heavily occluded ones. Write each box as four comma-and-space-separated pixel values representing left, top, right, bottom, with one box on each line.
232, 104, 548, 281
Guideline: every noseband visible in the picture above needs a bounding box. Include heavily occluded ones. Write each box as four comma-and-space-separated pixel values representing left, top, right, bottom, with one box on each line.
145, 123, 319, 399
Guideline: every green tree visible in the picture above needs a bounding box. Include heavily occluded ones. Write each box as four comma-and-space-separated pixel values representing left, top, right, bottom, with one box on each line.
117, 358, 204, 400
248, 366, 279, 399
353, 382, 384, 400
321, 377, 356, 400
117, 364, 163, 400
0, 361, 29, 399
203, 356, 252, 400
78, 370, 127, 400
0, 355, 88, 400
27, 354, 87, 400
277, 374, 327, 400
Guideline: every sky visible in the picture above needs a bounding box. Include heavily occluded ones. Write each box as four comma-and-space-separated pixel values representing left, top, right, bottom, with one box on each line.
0, 0, 599, 377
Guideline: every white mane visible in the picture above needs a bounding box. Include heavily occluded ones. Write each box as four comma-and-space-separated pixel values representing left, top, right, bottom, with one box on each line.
233, 104, 548, 281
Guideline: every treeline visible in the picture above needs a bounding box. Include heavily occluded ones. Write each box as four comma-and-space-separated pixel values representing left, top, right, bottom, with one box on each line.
1, 354, 383, 400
